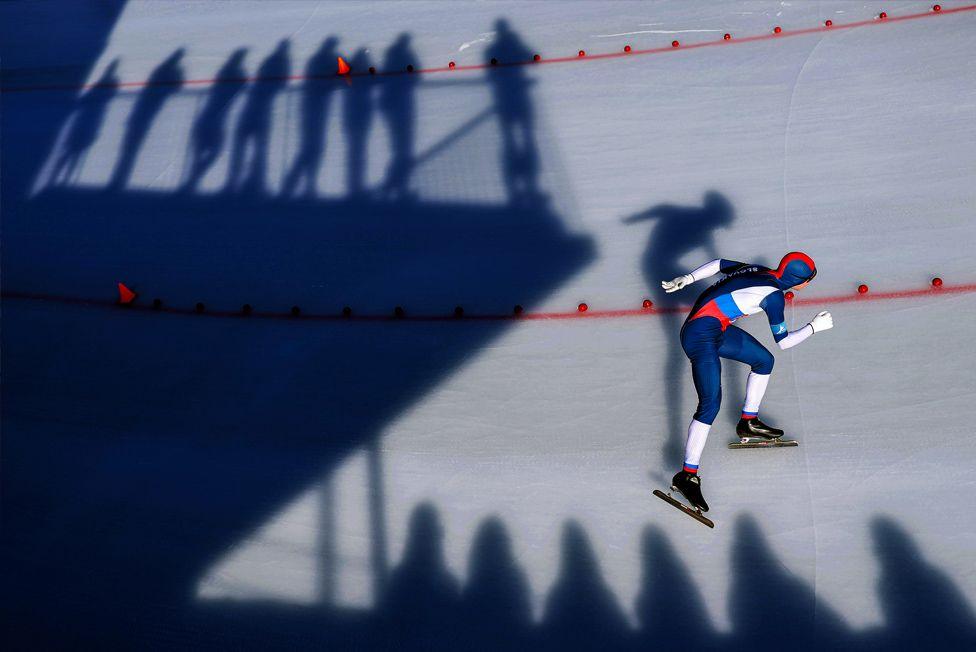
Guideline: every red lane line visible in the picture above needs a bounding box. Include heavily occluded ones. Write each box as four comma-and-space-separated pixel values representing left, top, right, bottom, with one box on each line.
3, 5, 972, 94
3, 283, 974, 323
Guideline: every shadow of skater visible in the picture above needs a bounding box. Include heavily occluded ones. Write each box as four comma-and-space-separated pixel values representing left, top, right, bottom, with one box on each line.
108, 49, 184, 190
729, 514, 849, 651
343, 48, 375, 200
280, 37, 339, 199
459, 516, 533, 650
51, 59, 120, 186
180, 48, 248, 193
226, 39, 290, 194
870, 516, 976, 648
486, 19, 542, 206
623, 191, 734, 467
635, 524, 718, 647
541, 520, 630, 651
378, 34, 418, 201
378, 503, 462, 650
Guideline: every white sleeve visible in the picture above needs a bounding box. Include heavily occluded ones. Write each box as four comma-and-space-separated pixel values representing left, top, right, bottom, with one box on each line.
688, 259, 722, 282
777, 324, 814, 350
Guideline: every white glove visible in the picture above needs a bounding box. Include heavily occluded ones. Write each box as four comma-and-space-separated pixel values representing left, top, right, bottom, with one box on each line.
809, 311, 833, 333
661, 274, 694, 293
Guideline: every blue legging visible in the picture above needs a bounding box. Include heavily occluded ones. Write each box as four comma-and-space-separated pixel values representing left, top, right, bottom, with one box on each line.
680, 318, 774, 425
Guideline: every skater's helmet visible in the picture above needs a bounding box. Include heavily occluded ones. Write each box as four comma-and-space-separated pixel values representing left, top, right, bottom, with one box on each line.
771, 251, 817, 288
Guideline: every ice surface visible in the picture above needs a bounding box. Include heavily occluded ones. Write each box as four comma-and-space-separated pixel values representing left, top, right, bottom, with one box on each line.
2, 1, 975, 648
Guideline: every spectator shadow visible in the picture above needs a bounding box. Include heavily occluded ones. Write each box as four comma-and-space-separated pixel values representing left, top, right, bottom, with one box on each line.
181, 48, 248, 193
378, 34, 418, 201
868, 515, 976, 648
343, 47, 376, 199
108, 48, 184, 190
728, 513, 850, 651
280, 37, 339, 199
51, 59, 120, 185
540, 520, 631, 651
635, 523, 719, 648
486, 18, 542, 206
226, 39, 290, 193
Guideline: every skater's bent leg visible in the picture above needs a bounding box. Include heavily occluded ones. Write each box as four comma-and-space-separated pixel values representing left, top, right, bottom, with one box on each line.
719, 326, 774, 419
686, 355, 721, 472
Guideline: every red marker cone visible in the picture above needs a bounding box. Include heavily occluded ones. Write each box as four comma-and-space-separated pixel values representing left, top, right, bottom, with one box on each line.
118, 282, 137, 305
337, 56, 350, 75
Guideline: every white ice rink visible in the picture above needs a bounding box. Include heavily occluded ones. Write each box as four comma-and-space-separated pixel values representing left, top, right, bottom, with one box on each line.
3, 1, 975, 648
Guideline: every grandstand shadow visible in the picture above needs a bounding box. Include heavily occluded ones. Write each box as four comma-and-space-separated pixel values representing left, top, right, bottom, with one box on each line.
1, 20, 594, 647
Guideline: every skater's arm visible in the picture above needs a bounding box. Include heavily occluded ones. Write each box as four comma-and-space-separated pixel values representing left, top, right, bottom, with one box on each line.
762, 292, 832, 350
662, 259, 746, 293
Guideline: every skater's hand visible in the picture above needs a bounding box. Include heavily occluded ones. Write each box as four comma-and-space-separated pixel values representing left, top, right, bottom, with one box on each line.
662, 274, 694, 293
809, 311, 833, 333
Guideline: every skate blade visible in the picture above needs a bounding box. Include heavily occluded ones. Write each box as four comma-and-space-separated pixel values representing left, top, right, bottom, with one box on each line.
728, 438, 798, 449
653, 489, 714, 528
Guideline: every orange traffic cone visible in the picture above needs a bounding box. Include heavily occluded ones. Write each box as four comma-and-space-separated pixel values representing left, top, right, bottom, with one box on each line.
337, 56, 350, 75
118, 282, 137, 305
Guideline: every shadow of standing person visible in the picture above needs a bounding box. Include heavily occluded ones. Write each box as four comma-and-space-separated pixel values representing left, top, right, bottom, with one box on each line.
343, 48, 375, 200
378, 34, 418, 201
728, 514, 850, 651
180, 48, 248, 193
108, 49, 184, 191
485, 19, 542, 206
280, 37, 339, 199
634, 524, 718, 648
459, 516, 533, 651
51, 59, 120, 186
226, 39, 290, 194
623, 191, 734, 468
377, 503, 462, 651
870, 516, 976, 648
540, 520, 630, 651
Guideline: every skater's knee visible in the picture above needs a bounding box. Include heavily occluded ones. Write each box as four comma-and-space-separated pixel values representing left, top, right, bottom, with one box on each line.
694, 392, 721, 425
752, 350, 774, 375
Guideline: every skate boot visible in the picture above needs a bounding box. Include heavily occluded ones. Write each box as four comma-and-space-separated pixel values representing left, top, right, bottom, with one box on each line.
736, 417, 784, 443
671, 471, 709, 512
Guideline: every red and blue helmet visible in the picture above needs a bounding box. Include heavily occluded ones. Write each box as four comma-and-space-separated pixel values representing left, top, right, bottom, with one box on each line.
770, 251, 817, 289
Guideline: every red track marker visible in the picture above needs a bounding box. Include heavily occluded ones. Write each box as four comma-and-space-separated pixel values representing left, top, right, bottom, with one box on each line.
337, 57, 350, 75
6, 4, 976, 93
932, 277, 943, 287
117, 282, 136, 305
858, 284, 870, 295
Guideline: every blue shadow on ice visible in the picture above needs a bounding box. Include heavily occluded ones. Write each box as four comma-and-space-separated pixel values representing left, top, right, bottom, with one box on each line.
2, 6, 975, 651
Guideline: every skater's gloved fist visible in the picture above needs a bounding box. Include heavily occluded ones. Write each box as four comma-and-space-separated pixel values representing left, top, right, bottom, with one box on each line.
662, 274, 693, 293
809, 311, 833, 333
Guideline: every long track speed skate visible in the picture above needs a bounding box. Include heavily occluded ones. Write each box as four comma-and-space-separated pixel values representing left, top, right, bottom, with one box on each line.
728, 417, 798, 449
653, 472, 714, 528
